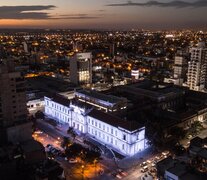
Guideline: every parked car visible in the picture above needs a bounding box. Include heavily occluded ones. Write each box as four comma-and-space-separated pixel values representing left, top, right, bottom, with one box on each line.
140, 162, 147, 167
117, 169, 128, 176
69, 158, 78, 163
141, 166, 148, 173
116, 173, 123, 179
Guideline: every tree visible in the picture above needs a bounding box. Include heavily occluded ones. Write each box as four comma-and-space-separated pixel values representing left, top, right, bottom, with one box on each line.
61, 137, 71, 149
35, 110, 45, 119
67, 127, 76, 141
169, 126, 186, 140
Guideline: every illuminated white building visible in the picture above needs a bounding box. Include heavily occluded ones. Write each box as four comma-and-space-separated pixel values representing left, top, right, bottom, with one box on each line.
70, 52, 92, 85
44, 95, 147, 156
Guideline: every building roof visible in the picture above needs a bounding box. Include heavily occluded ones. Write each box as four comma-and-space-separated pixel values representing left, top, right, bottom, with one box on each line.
197, 148, 207, 160
47, 94, 70, 107
167, 163, 187, 177
76, 89, 125, 104
88, 109, 143, 132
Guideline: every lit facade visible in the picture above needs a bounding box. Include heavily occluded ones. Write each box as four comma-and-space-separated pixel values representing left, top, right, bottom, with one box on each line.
44, 96, 147, 156
70, 52, 92, 85
187, 42, 207, 91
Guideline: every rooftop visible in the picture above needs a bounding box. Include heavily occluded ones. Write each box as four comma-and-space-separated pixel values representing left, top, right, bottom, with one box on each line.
47, 94, 70, 107
88, 109, 143, 132
76, 89, 126, 104
167, 162, 187, 177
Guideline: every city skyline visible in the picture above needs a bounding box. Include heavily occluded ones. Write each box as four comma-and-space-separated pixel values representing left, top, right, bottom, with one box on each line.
0, 0, 207, 29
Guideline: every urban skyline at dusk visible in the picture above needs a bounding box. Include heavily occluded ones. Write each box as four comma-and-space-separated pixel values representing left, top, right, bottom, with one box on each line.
0, 0, 207, 29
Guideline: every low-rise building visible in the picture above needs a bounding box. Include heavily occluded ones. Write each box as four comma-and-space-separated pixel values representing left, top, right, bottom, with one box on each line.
44, 94, 147, 156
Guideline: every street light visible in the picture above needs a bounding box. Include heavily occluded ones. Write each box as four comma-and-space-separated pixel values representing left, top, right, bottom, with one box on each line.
94, 159, 97, 177
81, 165, 85, 180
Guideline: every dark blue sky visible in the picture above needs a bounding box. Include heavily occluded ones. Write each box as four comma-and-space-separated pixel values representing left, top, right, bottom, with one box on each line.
0, 0, 206, 29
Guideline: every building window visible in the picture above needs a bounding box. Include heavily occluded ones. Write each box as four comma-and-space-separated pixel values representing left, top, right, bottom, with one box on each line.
88, 118, 90, 124
137, 134, 139, 140
99, 123, 101, 129
123, 134, 126, 141
122, 144, 125, 150
103, 125, 105, 131
115, 130, 117, 136
111, 128, 113, 134
103, 134, 105, 139
92, 120, 94, 125
95, 121, 97, 127
107, 127, 109, 132
99, 132, 101, 137
107, 136, 109, 142
111, 138, 113, 144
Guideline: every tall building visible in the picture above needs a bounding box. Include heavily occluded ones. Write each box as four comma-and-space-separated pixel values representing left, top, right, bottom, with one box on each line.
173, 50, 188, 85
187, 42, 207, 91
0, 60, 31, 144
70, 52, 92, 85
164, 50, 187, 86
109, 43, 116, 58
22, 42, 28, 53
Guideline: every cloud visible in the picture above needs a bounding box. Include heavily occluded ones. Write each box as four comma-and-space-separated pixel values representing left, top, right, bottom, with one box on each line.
0, 5, 55, 19
57, 14, 101, 19
106, 0, 207, 8
0, 6, 102, 20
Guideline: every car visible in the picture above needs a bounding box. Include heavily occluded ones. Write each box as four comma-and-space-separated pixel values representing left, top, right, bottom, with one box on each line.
187, 135, 192, 139
35, 130, 43, 134
140, 161, 147, 167
46, 144, 52, 148
117, 169, 128, 176
151, 163, 156, 167
116, 173, 123, 179
146, 160, 152, 164
141, 166, 148, 173
162, 151, 170, 157
69, 158, 78, 163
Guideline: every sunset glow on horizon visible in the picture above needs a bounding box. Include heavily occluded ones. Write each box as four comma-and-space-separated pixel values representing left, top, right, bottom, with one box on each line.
0, 0, 206, 29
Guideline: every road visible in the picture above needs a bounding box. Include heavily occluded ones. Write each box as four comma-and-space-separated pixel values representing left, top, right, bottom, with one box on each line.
35, 119, 167, 180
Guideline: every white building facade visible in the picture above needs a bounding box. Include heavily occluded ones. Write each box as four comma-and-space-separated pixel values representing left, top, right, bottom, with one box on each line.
44, 96, 147, 156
